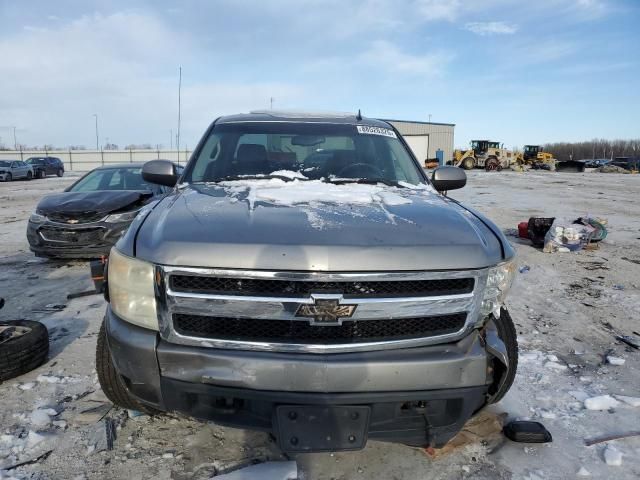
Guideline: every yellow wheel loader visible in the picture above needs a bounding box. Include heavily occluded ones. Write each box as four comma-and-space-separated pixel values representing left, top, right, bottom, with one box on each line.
453, 140, 515, 171
516, 145, 556, 169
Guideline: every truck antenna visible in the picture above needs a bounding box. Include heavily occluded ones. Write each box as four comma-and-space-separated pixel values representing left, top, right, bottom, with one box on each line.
356, 109, 362, 121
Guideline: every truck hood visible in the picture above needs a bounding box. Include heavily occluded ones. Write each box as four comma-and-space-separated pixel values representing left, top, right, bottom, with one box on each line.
134, 180, 505, 271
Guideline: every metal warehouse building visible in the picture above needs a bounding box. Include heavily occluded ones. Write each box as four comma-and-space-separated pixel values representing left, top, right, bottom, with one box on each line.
384, 119, 455, 166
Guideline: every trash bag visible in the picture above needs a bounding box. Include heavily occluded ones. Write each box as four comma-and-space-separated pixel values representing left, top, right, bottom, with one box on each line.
574, 217, 608, 243
527, 217, 555, 247
543, 219, 595, 253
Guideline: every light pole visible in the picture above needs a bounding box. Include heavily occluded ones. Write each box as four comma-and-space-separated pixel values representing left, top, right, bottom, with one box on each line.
11, 126, 17, 150
93, 114, 99, 150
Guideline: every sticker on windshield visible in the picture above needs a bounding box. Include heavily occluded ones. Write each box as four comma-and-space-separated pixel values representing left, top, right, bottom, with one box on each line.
356, 125, 397, 138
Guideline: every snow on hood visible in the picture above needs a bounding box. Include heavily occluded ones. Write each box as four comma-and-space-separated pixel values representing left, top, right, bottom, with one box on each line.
215, 178, 435, 229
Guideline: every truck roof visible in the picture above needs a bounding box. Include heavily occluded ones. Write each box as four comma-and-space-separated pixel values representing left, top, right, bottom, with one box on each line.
216, 110, 392, 128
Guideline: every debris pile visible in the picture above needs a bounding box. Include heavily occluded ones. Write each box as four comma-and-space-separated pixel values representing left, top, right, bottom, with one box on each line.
597, 165, 632, 174
515, 216, 608, 253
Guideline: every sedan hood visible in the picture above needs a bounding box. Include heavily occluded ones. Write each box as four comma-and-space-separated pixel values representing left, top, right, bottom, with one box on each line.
134, 180, 505, 271
37, 190, 153, 217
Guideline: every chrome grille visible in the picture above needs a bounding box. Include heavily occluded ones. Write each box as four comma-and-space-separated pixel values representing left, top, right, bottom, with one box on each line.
169, 275, 474, 298
173, 313, 467, 344
158, 266, 488, 353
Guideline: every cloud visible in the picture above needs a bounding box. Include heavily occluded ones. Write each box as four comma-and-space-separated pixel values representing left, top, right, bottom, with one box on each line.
414, 0, 462, 21
0, 11, 305, 147
464, 21, 518, 36
359, 40, 451, 76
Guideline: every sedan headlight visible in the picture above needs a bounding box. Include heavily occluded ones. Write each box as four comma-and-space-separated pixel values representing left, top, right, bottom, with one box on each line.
29, 211, 47, 224
105, 210, 140, 223
481, 259, 516, 317
108, 248, 158, 330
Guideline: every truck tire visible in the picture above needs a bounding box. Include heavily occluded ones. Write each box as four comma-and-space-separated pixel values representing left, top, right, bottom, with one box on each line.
96, 320, 157, 414
485, 156, 500, 171
488, 308, 518, 404
38, 169, 46, 179
0, 320, 49, 382
57, 169, 64, 177
462, 157, 475, 170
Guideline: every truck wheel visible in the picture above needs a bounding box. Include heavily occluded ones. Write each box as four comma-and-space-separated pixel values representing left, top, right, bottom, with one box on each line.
462, 158, 475, 170
38, 170, 46, 179
488, 308, 518, 404
96, 320, 157, 414
0, 320, 49, 382
57, 169, 64, 177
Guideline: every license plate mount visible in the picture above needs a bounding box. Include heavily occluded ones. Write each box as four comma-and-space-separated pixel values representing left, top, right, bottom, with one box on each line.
275, 405, 370, 452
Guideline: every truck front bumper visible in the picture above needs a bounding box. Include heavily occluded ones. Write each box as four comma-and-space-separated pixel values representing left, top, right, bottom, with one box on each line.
105, 307, 494, 450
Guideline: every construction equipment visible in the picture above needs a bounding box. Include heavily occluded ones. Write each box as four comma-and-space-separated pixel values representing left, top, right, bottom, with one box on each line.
522, 145, 555, 164
453, 140, 516, 171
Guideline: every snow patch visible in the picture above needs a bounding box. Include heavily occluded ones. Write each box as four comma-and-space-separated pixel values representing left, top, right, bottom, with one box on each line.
218, 178, 424, 229
615, 395, 640, 407
29, 408, 57, 427
584, 395, 620, 410
606, 356, 625, 366
604, 444, 622, 466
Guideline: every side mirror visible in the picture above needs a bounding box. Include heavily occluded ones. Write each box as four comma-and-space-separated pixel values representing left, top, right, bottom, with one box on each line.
142, 160, 179, 187
431, 166, 466, 192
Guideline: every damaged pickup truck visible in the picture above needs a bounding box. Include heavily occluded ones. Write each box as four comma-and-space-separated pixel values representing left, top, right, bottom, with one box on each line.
97, 111, 518, 453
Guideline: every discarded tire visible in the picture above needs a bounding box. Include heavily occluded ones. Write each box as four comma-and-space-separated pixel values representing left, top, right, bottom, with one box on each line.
96, 320, 157, 414
0, 320, 49, 382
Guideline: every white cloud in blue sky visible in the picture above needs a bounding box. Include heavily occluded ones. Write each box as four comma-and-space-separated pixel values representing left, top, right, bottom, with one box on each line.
0, 0, 638, 149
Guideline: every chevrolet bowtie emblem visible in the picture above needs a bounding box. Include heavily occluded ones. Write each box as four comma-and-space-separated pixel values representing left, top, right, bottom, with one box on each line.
295, 296, 357, 325
67, 219, 79, 224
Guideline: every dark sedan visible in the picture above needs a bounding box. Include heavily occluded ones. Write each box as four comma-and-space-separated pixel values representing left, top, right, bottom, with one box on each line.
27, 162, 181, 259
25, 157, 65, 178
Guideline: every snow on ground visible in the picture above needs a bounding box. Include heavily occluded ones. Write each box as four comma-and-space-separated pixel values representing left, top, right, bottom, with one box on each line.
1, 170, 639, 479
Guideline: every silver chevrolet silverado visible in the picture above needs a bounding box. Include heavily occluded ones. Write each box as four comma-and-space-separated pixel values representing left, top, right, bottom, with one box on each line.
97, 111, 518, 453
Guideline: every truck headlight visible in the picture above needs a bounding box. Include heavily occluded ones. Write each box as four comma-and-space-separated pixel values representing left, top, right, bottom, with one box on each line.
481, 259, 516, 317
108, 248, 158, 330
29, 211, 47, 224
105, 210, 140, 223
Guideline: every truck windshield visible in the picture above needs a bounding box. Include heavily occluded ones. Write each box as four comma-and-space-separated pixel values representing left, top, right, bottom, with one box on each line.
185, 122, 425, 186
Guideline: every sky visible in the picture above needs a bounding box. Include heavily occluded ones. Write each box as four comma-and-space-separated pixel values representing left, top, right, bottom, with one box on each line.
0, 0, 638, 151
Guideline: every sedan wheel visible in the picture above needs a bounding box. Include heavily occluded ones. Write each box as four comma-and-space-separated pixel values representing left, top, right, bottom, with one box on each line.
5, 173, 11, 182
26, 171, 33, 180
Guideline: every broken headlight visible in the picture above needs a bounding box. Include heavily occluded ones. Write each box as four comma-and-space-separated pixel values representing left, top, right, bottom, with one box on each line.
108, 248, 158, 330
105, 210, 140, 223
481, 259, 516, 317
29, 211, 46, 224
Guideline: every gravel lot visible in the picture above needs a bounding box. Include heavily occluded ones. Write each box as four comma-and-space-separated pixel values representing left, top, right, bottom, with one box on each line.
1, 170, 639, 479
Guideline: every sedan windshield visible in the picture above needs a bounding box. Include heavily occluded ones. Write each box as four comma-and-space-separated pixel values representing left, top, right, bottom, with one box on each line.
26, 158, 46, 165
68, 167, 158, 192
185, 122, 425, 186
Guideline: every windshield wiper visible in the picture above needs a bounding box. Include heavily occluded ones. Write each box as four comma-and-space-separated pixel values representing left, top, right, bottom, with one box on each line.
325, 178, 405, 188
208, 174, 308, 183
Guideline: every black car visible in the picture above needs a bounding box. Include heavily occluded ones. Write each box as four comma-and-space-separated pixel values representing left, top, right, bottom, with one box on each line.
25, 157, 65, 178
26, 162, 182, 259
